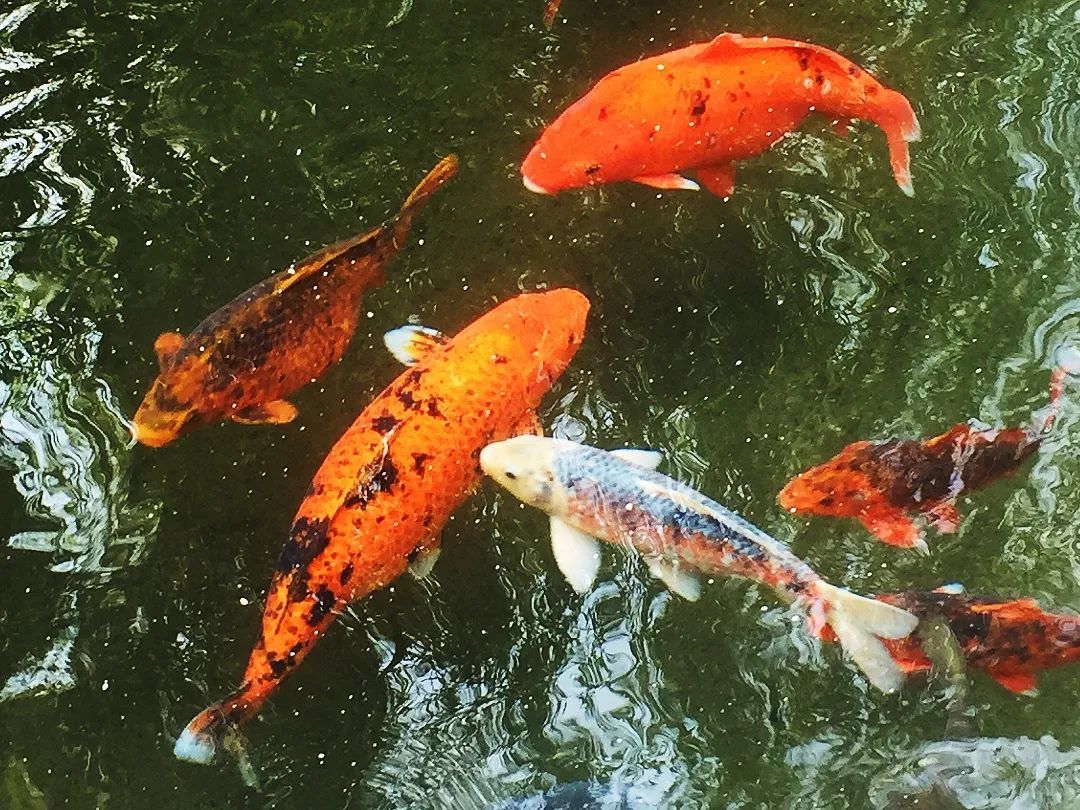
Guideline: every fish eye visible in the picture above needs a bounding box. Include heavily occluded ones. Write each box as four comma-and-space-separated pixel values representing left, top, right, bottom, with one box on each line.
505, 471, 517, 481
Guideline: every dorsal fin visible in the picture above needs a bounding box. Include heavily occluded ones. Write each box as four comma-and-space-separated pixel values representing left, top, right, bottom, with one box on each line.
698, 33, 861, 78
270, 229, 380, 296
384, 325, 448, 366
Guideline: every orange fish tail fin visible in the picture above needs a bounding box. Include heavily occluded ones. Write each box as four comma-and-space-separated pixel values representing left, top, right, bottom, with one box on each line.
542, 0, 561, 28
868, 88, 920, 197
814, 581, 918, 692
392, 153, 459, 242
174, 688, 257, 765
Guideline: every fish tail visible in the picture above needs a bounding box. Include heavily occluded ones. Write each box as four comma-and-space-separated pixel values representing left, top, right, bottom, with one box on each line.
1040, 353, 1080, 433
813, 581, 918, 692
867, 88, 920, 197
392, 153, 459, 242
174, 688, 257, 765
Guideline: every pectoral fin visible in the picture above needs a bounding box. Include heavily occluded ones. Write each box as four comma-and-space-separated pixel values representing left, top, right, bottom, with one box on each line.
550, 517, 602, 594
926, 501, 961, 534
384, 325, 448, 366
631, 173, 700, 192
696, 162, 736, 198
154, 331, 184, 369
859, 505, 927, 553
232, 399, 298, 425
610, 449, 663, 469
645, 556, 701, 601
988, 668, 1038, 695
408, 544, 440, 579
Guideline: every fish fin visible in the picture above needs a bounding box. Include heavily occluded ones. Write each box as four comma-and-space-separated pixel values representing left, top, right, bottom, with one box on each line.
550, 516, 602, 594
644, 556, 701, 601
175, 704, 230, 764
383, 325, 448, 366
814, 581, 919, 693
511, 411, 544, 437
697, 32, 753, 60
831, 117, 854, 138
988, 668, 1038, 695
408, 545, 440, 579
154, 331, 184, 369
631, 173, 700, 192
926, 501, 961, 534
395, 155, 459, 231
859, 507, 928, 552
637, 480, 718, 520
696, 162, 736, 198
934, 583, 967, 595
610, 448, 663, 469
867, 88, 920, 195
232, 399, 298, 425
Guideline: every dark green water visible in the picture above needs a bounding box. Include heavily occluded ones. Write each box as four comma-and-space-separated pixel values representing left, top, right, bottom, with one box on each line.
3, 0, 1080, 806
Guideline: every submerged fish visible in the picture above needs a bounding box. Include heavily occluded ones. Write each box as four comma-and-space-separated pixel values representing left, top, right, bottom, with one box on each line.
778, 368, 1067, 551
479, 436, 917, 691
521, 33, 919, 197
131, 154, 458, 447
542, 0, 562, 28
877, 585, 1080, 694
174, 289, 589, 763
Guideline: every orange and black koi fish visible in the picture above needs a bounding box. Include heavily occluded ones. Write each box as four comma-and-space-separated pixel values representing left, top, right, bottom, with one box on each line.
174, 289, 590, 763
876, 585, 1080, 694
131, 155, 458, 448
778, 369, 1067, 551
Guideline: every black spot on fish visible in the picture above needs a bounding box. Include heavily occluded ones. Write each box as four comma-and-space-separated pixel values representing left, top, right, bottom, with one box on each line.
493, 354, 509, 364
339, 562, 354, 586
344, 454, 400, 509
150, 386, 189, 414
278, 517, 330, 574
848, 65, 860, 77
598, 107, 608, 120
584, 164, 602, 176
267, 656, 288, 677
690, 90, 708, 117
426, 399, 444, 419
372, 414, 399, 433
307, 586, 336, 626
412, 452, 430, 474
815, 71, 825, 86
407, 546, 423, 563
397, 388, 421, 411
819, 495, 835, 507
703, 77, 712, 89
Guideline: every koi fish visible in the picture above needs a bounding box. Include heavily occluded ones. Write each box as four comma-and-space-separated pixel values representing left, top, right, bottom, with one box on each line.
479, 436, 918, 691
542, 0, 561, 28
876, 585, 1080, 694
521, 33, 920, 197
131, 154, 458, 448
778, 369, 1067, 551
174, 289, 589, 763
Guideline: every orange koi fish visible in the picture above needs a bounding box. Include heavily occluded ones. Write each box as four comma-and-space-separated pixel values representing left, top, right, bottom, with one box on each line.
174, 289, 590, 763
131, 155, 458, 448
778, 369, 1067, 552
521, 33, 919, 198
876, 585, 1080, 694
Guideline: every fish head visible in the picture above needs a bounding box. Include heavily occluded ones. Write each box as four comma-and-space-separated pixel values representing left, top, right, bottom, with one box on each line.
131, 380, 200, 448
778, 443, 874, 518
522, 80, 639, 194
481, 435, 571, 513
491, 288, 590, 385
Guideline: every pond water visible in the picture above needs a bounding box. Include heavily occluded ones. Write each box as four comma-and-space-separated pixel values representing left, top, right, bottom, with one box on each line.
3, 0, 1080, 807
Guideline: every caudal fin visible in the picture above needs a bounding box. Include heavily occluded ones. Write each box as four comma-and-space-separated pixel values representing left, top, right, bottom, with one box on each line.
392, 153, 459, 242
870, 88, 920, 197
175, 703, 229, 764
815, 581, 918, 692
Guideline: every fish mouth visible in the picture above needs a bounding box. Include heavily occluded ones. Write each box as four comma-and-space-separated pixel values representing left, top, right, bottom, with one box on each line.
522, 174, 553, 195
130, 419, 176, 449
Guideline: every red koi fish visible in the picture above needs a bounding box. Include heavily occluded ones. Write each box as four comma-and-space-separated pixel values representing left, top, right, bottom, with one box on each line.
131, 155, 457, 447
174, 289, 589, 763
542, 0, 561, 28
876, 586, 1080, 694
778, 369, 1067, 551
521, 33, 920, 198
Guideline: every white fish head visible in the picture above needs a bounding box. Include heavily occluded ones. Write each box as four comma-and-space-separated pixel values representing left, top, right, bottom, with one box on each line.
480, 435, 567, 513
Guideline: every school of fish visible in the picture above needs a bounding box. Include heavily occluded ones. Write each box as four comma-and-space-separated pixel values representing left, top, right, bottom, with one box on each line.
96, 14, 1079, 772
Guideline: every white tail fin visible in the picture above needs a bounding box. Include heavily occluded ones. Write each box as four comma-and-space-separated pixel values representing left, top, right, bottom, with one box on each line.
815, 581, 918, 692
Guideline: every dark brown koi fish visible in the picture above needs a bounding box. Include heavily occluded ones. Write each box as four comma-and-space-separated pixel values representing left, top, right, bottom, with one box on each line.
876, 585, 1080, 694
131, 154, 458, 447
778, 369, 1067, 551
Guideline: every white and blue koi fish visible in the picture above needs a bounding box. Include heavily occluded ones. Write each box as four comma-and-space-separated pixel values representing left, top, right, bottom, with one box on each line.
479, 436, 917, 692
